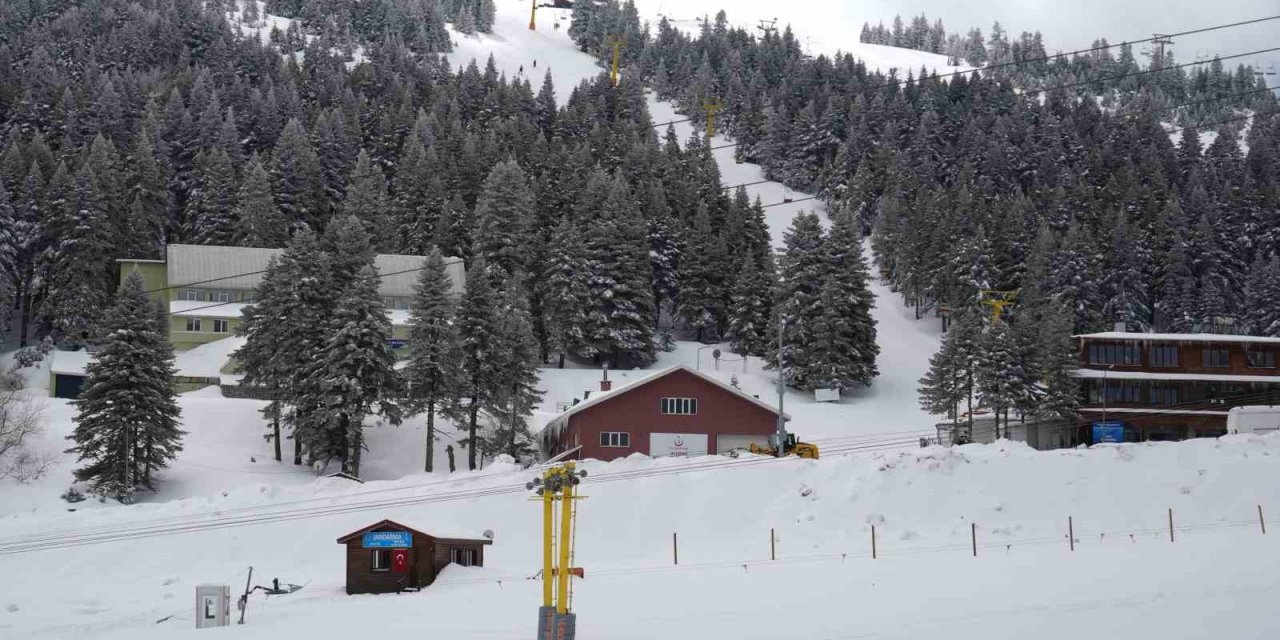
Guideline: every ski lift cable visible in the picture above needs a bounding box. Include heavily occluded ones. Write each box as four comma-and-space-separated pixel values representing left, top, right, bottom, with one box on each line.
881, 15, 1280, 90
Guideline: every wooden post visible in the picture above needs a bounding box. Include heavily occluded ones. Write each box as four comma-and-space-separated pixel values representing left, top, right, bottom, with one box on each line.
1168, 508, 1175, 543
871, 525, 877, 559
1260, 505, 1267, 535
971, 522, 977, 557
1069, 517, 1074, 551
673, 532, 678, 565
771, 528, 776, 560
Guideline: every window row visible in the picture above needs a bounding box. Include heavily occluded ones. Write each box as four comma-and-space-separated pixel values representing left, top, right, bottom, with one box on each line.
1089, 343, 1278, 369
183, 318, 230, 333
179, 289, 256, 303
599, 432, 630, 448
660, 397, 698, 415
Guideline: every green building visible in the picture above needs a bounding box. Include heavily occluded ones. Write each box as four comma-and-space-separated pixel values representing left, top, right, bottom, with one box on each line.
117, 244, 466, 351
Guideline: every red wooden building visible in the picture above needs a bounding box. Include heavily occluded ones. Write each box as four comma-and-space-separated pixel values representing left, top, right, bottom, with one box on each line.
1073, 331, 1280, 442
336, 520, 492, 595
540, 365, 788, 461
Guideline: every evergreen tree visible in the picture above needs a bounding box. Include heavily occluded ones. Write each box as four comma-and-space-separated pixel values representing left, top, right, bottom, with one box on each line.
975, 320, 1029, 438
677, 202, 727, 341
472, 159, 535, 276
303, 264, 402, 477
1033, 303, 1081, 422
1244, 255, 1280, 336
917, 310, 981, 433
41, 166, 114, 347
184, 149, 238, 245
235, 155, 290, 247
342, 149, 393, 251
457, 256, 501, 470
66, 273, 182, 500
771, 212, 826, 388
727, 249, 776, 357
541, 215, 590, 366
482, 277, 544, 460
404, 249, 464, 472
580, 174, 655, 365
271, 118, 325, 231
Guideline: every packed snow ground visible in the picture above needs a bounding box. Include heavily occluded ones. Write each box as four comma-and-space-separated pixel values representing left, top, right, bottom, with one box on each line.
2, 437, 1279, 638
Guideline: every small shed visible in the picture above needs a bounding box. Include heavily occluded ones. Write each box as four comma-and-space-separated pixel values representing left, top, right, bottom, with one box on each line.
336, 520, 493, 595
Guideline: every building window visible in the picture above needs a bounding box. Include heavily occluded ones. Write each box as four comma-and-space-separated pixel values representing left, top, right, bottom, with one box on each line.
185, 318, 202, 332
1150, 387, 1180, 405
371, 549, 391, 572
1202, 348, 1230, 368
599, 432, 630, 448
1088, 343, 1141, 365
449, 548, 476, 567
1247, 350, 1277, 369
213, 290, 230, 303
241, 292, 256, 303
1091, 382, 1140, 404
1149, 345, 1179, 367
660, 398, 698, 415
182, 289, 199, 301
213, 319, 229, 333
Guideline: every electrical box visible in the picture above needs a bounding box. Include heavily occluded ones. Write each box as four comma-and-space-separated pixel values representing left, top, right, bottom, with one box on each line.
195, 585, 230, 629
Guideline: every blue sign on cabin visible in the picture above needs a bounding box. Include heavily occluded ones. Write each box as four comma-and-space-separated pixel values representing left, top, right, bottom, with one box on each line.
387, 339, 407, 350
1092, 422, 1125, 444
362, 531, 412, 548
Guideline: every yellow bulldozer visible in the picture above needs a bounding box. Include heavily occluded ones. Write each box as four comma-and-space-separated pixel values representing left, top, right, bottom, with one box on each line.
748, 433, 819, 459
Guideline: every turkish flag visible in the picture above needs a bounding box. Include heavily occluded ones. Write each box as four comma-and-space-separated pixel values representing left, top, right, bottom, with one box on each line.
391, 548, 410, 573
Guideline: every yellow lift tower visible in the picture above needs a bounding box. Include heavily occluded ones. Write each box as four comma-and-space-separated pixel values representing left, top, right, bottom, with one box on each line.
980, 289, 1019, 324
608, 36, 624, 86
528, 0, 537, 30
703, 99, 721, 139
528, 462, 587, 640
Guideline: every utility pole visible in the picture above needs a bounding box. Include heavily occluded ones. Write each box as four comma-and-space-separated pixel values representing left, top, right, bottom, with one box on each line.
608, 36, 624, 86
529, 462, 586, 640
757, 18, 777, 37
775, 316, 787, 457
703, 99, 721, 140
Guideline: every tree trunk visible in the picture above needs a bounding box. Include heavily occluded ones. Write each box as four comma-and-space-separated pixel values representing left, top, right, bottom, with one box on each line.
17, 280, 31, 348
558, 352, 565, 369
293, 434, 302, 465
350, 417, 362, 478
446, 444, 456, 473
468, 395, 479, 470
271, 400, 282, 463
425, 402, 436, 473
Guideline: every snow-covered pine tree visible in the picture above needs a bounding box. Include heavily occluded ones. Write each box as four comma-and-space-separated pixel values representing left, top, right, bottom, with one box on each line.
125, 130, 170, 259
404, 248, 463, 472
975, 320, 1029, 438
917, 309, 981, 432
581, 174, 656, 366
0, 185, 15, 329
677, 202, 727, 341
726, 249, 776, 357
541, 214, 590, 366
770, 212, 826, 388
1244, 254, 1280, 337
303, 263, 402, 477
472, 159, 535, 277
234, 154, 290, 247
1101, 208, 1151, 331
274, 230, 336, 464
817, 211, 879, 388
342, 149, 393, 251
457, 255, 501, 470
66, 273, 182, 500
475, 0, 495, 33
483, 276, 545, 460
1033, 302, 1080, 422
184, 148, 238, 245
40, 165, 115, 348
455, 4, 477, 35
271, 118, 325, 232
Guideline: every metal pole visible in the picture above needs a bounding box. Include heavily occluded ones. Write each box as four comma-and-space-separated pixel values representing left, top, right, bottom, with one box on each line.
770, 528, 776, 560
556, 472, 574, 614
673, 532, 678, 565
237, 566, 253, 625
871, 525, 877, 559
971, 523, 977, 557
1168, 508, 1175, 543
775, 317, 787, 457
542, 474, 554, 608
1260, 505, 1267, 535
1069, 517, 1074, 551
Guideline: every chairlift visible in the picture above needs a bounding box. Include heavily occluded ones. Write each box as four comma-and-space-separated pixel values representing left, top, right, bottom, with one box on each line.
783, 187, 794, 203
1268, 63, 1277, 77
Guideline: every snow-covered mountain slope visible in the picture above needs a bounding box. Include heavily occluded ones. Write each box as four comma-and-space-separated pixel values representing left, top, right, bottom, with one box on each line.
2, 436, 1279, 639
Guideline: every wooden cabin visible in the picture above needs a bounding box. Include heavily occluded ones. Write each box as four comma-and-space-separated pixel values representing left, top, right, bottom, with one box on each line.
336, 520, 492, 595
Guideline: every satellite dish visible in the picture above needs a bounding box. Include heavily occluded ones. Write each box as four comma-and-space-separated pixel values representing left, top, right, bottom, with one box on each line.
483, 529, 495, 541
712, 348, 721, 360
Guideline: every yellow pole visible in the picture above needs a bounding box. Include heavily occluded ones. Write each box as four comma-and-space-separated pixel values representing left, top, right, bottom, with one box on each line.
704, 101, 720, 139
609, 37, 623, 86
541, 472, 554, 608
528, 0, 536, 30
556, 468, 574, 614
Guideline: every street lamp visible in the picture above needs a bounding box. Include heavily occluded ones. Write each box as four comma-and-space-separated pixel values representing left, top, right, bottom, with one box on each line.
696, 345, 720, 371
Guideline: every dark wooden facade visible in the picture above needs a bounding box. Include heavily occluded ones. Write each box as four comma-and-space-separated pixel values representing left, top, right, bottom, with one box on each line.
543, 366, 783, 461
1074, 334, 1280, 443
336, 520, 491, 595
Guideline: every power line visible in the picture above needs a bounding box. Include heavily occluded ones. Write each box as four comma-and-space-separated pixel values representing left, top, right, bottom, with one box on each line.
1167, 110, 1275, 135
881, 15, 1280, 89
1021, 46, 1280, 96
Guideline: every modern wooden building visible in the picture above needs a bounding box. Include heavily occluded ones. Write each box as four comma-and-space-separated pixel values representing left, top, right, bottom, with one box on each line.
540, 365, 788, 461
117, 244, 465, 351
336, 520, 493, 595
1072, 331, 1280, 443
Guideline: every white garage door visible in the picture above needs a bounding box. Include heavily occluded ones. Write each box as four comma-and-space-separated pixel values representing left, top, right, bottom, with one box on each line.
716, 435, 770, 454
649, 433, 708, 458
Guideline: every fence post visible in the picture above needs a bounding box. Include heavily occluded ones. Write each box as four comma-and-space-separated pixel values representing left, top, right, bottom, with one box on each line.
1168, 508, 1175, 543
971, 522, 977, 557
771, 528, 776, 561
871, 525, 877, 560
1261, 505, 1267, 535
1068, 516, 1074, 552
673, 532, 678, 565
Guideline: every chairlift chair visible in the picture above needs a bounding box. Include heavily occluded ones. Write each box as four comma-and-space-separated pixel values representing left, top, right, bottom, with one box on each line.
783, 187, 794, 203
